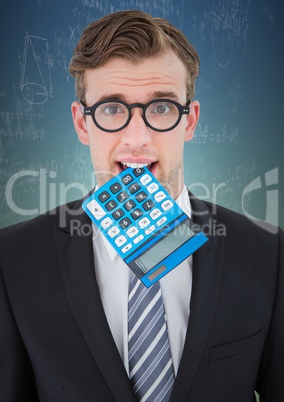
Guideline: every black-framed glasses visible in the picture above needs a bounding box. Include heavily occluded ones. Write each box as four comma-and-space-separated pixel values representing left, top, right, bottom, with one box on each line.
81, 98, 191, 132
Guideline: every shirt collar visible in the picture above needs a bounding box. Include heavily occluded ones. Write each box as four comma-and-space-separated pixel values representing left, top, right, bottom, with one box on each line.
92, 185, 191, 262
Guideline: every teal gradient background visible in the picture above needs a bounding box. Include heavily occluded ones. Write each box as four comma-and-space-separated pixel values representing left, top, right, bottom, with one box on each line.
0, 0, 283, 229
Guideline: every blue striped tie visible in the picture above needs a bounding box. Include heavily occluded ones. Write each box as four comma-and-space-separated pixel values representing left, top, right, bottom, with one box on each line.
128, 274, 175, 402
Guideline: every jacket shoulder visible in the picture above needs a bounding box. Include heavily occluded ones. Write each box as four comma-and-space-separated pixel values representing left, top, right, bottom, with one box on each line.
191, 193, 281, 241
0, 198, 87, 256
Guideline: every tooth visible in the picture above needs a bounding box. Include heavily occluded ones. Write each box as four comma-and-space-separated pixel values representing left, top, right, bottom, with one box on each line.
121, 162, 151, 168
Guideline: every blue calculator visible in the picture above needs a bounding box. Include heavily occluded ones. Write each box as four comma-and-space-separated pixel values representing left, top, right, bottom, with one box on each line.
82, 167, 208, 287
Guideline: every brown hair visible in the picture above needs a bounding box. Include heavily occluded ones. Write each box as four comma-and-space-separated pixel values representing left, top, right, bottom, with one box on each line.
69, 10, 200, 104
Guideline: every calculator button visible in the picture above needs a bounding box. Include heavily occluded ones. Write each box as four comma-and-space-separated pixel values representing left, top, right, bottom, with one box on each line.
117, 191, 129, 203
133, 234, 144, 244
121, 174, 134, 185
157, 216, 167, 226
124, 199, 136, 211
108, 226, 120, 238
154, 191, 166, 203
110, 182, 122, 194
161, 200, 173, 211
115, 235, 127, 247
112, 208, 125, 220
122, 243, 133, 254
126, 226, 139, 238
145, 225, 156, 235
142, 199, 155, 211
147, 182, 159, 194
129, 183, 141, 194
105, 200, 118, 211
133, 168, 145, 177
98, 191, 111, 202
140, 174, 152, 186
150, 208, 162, 220
133, 167, 145, 176
131, 209, 143, 220
86, 200, 106, 220
119, 217, 132, 229
138, 217, 150, 229
101, 217, 113, 229
135, 191, 148, 203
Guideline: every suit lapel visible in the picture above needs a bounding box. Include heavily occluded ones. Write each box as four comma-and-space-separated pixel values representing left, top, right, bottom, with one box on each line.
53, 199, 136, 401
171, 192, 225, 401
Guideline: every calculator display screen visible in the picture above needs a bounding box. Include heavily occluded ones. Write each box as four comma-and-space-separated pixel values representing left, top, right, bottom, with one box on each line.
134, 221, 194, 273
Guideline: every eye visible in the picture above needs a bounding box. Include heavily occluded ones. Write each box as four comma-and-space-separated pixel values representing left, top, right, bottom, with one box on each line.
150, 102, 173, 115
102, 104, 125, 115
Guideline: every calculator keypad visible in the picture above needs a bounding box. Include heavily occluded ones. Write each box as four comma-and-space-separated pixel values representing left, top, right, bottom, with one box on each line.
85, 167, 179, 256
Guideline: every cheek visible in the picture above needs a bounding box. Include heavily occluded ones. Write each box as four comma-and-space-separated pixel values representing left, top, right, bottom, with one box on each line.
159, 131, 185, 157
87, 134, 106, 168
87, 137, 113, 186
87, 132, 119, 173
88, 132, 110, 157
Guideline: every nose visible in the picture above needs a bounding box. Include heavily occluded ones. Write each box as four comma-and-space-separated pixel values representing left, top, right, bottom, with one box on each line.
120, 108, 152, 148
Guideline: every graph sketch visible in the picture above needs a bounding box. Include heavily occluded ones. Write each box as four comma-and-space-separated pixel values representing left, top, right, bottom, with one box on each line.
211, 0, 251, 67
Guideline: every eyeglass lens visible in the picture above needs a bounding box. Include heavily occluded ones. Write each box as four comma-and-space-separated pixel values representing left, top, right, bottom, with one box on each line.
94, 101, 180, 131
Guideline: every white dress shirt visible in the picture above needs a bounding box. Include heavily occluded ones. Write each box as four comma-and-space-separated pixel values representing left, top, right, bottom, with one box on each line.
92, 185, 192, 376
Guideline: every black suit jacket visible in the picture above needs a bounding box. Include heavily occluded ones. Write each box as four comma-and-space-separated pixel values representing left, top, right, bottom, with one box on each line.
0, 193, 283, 402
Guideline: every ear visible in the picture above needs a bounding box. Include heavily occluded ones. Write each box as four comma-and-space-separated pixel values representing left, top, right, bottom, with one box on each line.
184, 100, 200, 142
71, 101, 90, 145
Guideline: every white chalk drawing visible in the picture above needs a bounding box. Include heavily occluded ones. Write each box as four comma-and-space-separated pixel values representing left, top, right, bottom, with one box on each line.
211, 0, 251, 67
190, 122, 239, 145
19, 32, 53, 104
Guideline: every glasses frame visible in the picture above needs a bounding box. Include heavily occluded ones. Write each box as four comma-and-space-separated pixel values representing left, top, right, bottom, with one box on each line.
81, 98, 191, 133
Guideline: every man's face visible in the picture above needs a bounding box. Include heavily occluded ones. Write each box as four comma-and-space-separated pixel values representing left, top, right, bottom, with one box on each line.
72, 51, 199, 199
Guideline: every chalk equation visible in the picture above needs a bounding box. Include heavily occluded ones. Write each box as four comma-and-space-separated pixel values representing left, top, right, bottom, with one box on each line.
191, 122, 239, 145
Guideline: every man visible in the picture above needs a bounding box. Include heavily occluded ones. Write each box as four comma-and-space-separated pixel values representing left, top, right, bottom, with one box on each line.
0, 10, 283, 402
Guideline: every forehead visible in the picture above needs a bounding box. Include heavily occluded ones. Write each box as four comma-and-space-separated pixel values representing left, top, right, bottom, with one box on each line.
84, 52, 188, 103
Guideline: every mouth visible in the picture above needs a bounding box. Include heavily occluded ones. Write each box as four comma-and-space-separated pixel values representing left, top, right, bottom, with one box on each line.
118, 161, 157, 173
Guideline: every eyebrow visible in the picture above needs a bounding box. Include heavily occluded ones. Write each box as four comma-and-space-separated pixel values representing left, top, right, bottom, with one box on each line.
96, 91, 180, 103
149, 91, 180, 101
